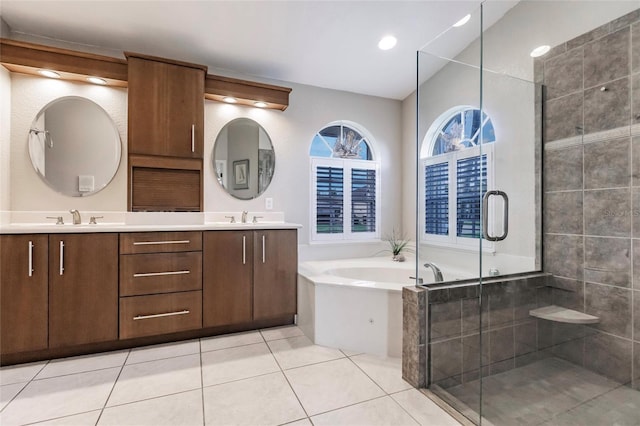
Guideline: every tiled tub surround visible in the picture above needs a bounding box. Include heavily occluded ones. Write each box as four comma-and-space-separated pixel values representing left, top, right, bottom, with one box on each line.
539, 8, 640, 389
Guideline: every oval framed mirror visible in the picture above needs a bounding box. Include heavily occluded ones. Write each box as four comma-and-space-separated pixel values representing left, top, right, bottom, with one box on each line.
28, 96, 122, 197
213, 118, 275, 200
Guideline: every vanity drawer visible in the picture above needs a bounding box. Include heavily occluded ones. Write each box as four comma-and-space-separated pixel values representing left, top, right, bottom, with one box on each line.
120, 252, 202, 296
120, 232, 202, 254
119, 291, 202, 339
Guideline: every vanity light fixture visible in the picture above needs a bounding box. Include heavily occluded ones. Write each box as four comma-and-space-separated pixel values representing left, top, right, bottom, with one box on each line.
87, 76, 107, 85
223, 96, 238, 104
38, 69, 60, 79
453, 14, 471, 28
254, 101, 268, 108
378, 35, 397, 51
530, 45, 550, 58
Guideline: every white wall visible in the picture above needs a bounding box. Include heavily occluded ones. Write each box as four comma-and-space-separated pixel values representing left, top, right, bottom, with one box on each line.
401, 1, 640, 274
0, 67, 11, 212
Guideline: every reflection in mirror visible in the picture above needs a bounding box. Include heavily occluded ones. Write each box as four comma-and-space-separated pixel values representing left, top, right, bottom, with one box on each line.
28, 96, 122, 197
213, 118, 275, 200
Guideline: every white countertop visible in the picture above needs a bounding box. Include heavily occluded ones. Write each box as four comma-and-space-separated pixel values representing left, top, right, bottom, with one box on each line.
0, 211, 302, 234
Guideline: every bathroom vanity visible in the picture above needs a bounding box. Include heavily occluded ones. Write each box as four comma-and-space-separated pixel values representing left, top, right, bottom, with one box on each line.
0, 222, 299, 365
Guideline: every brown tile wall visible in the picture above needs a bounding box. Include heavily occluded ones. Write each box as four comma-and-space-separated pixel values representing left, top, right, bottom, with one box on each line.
538, 9, 640, 387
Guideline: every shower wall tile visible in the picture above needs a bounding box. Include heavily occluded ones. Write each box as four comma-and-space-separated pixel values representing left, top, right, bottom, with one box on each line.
550, 276, 584, 312
567, 22, 610, 51
584, 137, 630, 189
584, 188, 631, 237
634, 239, 640, 289
583, 77, 630, 133
488, 284, 514, 328
584, 27, 630, 89
633, 188, 640, 238
584, 331, 632, 384
543, 145, 583, 191
537, 318, 553, 350
489, 358, 515, 376
633, 23, 640, 74
544, 92, 583, 142
430, 301, 461, 342
632, 73, 640, 124
634, 290, 639, 339
634, 342, 640, 390
462, 333, 488, 375
461, 295, 488, 334
543, 191, 583, 235
514, 280, 539, 321
544, 47, 583, 100
551, 336, 585, 366
584, 237, 631, 287
534, 58, 544, 84
585, 282, 632, 338
611, 9, 640, 32
514, 320, 537, 357
489, 327, 515, 364
544, 234, 584, 280
430, 338, 462, 384
402, 286, 426, 388
632, 137, 640, 186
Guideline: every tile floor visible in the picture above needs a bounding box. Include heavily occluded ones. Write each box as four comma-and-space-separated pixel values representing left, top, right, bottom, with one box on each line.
0, 325, 461, 426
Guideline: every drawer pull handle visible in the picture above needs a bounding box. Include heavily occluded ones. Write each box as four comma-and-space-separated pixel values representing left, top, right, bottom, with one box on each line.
28, 240, 34, 277
59, 241, 65, 275
133, 270, 190, 278
133, 240, 190, 246
133, 310, 190, 320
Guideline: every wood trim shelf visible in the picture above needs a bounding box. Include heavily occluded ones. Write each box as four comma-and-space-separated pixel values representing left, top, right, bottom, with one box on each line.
0, 38, 128, 87
124, 51, 208, 72
205, 74, 291, 111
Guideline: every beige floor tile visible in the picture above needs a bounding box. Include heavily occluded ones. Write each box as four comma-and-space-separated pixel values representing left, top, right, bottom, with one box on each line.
391, 389, 461, 426
36, 350, 128, 379
200, 331, 264, 352
351, 353, 413, 394
107, 354, 201, 407
32, 411, 102, 425
268, 335, 344, 370
0, 368, 120, 425
203, 372, 305, 426
282, 419, 313, 426
260, 325, 305, 341
0, 382, 26, 410
0, 361, 47, 385
311, 396, 419, 426
201, 342, 279, 386
340, 348, 364, 357
99, 389, 203, 426
126, 339, 200, 365
285, 358, 385, 416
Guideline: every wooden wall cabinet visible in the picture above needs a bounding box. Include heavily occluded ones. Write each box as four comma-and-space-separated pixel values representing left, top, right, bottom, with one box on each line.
0, 235, 49, 356
48, 234, 119, 348
203, 229, 297, 328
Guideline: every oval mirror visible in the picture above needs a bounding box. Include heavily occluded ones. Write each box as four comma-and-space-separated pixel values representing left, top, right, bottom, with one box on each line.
213, 118, 275, 200
28, 96, 121, 197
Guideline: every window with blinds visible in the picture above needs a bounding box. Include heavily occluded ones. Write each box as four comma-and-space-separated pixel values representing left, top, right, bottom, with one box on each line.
425, 162, 449, 236
316, 166, 344, 234
456, 155, 487, 238
351, 168, 376, 233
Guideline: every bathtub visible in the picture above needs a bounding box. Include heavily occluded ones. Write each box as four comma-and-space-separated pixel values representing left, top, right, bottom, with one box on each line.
297, 257, 472, 357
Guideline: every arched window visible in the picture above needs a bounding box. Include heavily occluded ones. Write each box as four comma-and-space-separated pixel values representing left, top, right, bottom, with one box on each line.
422, 107, 495, 248
309, 122, 380, 242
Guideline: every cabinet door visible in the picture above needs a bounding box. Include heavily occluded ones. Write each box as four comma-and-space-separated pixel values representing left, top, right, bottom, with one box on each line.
0, 235, 48, 355
165, 62, 204, 158
253, 230, 297, 320
49, 234, 118, 348
203, 231, 253, 327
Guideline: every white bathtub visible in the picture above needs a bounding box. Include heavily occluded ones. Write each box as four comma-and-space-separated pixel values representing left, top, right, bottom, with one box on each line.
297, 257, 471, 357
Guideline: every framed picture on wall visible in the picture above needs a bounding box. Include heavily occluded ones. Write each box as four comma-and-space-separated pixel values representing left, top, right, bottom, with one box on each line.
233, 159, 249, 190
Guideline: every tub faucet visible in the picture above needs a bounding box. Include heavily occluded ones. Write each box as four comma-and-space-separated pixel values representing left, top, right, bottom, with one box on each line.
69, 209, 81, 225
424, 262, 444, 282
241, 211, 248, 223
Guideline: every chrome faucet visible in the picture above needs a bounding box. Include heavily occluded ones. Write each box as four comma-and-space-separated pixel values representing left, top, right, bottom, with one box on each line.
424, 262, 444, 282
69, 209, 81, 225
241, 211, 248, 223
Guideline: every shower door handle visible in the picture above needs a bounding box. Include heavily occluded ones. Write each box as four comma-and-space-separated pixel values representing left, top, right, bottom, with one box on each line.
482, 190, 509, 242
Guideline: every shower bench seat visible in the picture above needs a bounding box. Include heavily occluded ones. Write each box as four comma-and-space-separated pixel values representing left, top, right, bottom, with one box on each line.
529, 305, 600, 324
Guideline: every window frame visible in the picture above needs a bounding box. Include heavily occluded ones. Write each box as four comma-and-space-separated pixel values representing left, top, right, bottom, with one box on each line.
309, 122, 381, 243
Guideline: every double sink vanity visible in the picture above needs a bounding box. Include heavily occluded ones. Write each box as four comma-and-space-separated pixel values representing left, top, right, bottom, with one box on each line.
0, 212, 299, 365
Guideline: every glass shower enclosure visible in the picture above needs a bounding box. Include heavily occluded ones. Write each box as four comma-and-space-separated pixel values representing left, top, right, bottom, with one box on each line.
415, 1, 640, 424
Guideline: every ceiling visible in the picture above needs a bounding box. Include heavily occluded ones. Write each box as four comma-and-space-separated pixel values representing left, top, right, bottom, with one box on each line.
0, 1, 519, 100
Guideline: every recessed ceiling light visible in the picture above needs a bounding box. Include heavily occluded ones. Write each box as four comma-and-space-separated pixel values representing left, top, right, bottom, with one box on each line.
223, 96, 238, 104
87, 76, 107, 85
38, 69, 60, 79
530, 45, 551, 58
254, 101, 268, 108
378, 35, 397, 51
453, 14, 471, 28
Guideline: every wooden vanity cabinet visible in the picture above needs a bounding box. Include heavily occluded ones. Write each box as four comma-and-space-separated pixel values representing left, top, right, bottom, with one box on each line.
48, 234, 118, 348
0, 235, 49, 356
203, 229, 297, 328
